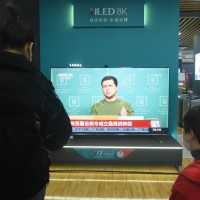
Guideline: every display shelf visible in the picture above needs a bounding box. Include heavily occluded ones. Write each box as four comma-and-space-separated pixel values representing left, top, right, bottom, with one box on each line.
49, 135, 182, 166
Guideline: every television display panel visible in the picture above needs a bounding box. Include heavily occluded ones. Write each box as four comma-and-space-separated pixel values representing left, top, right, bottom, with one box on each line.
178, 73, 185, 81
51, 67, 169, 135
195, 52, 200, 80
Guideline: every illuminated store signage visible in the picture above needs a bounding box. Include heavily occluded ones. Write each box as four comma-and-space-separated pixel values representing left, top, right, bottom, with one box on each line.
73, 0, 145, 28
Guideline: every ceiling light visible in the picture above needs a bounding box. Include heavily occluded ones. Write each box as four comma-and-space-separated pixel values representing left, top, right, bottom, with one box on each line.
179, 46, 187, 50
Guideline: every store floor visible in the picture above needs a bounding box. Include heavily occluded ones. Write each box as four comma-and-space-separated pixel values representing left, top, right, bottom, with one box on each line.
45, 128, 192, 200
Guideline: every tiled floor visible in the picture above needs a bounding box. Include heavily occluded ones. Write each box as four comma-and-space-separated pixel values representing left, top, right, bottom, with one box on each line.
45, 198, 169, 200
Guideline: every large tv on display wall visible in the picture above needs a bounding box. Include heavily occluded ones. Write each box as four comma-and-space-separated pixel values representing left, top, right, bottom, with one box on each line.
51, 67, 169, 136
195, 52, 200, 80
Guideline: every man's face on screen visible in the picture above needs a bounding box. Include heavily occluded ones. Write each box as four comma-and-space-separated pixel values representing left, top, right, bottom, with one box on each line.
102, 79, 118, 101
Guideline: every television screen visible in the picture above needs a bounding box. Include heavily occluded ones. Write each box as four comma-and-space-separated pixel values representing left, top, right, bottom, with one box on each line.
178, 72, 185, 81
51, 67, 169, 135
195, 52, 200, 80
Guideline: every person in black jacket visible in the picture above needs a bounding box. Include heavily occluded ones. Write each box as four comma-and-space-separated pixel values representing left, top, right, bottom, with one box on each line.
0, 4, 72, 200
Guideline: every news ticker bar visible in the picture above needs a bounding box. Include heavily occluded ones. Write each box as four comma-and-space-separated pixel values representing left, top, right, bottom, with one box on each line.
72, 127, 149, 132
71, 119, 151, 128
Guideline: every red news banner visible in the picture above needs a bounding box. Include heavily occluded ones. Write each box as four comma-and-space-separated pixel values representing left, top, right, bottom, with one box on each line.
69, 116, 151, 128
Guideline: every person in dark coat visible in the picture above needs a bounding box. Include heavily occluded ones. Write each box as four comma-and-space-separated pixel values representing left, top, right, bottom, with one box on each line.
0, 4, 72, 200
169, 106, 200, 200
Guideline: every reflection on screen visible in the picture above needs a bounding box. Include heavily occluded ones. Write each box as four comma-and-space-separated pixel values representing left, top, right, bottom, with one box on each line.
51, 67, 169, 135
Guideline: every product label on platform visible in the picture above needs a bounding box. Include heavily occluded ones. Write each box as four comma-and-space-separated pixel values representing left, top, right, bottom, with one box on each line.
75, 148, 134, 160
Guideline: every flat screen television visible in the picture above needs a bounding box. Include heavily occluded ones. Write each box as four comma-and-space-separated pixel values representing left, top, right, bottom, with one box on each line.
51, 67, 169, 136
195, 52, 200, 80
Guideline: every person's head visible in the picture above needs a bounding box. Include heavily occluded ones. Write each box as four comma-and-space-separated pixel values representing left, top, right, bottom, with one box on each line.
101, 76, 118, 101
183, 106, 200, 152
0, 4, 35, 62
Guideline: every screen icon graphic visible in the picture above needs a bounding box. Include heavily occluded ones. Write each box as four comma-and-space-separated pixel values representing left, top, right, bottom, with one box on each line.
80, 74, 90, 85
148, 74, 158, 85
69, 96, 80, 107
136, 96, 147, 107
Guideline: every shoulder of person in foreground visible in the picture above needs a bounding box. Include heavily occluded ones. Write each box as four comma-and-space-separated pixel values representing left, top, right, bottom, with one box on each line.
40, 74, 72, 151
169, 160, 200, 200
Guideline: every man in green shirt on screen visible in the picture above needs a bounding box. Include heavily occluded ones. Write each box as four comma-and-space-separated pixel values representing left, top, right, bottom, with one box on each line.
90, 75, 134, 116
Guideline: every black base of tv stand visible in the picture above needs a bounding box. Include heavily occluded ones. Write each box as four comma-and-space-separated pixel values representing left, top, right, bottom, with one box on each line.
49, 134, 183, 166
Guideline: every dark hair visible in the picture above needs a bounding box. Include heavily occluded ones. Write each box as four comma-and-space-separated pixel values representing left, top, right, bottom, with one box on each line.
0, 4, 35, 50
183, 106, 200, 144
101, 75, 118, 86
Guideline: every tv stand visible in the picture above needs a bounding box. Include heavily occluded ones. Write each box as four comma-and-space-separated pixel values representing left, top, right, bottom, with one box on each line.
49, 134, 182, 166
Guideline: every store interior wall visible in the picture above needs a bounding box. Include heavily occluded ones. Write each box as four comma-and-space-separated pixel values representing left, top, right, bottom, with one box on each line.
0, 0, 180, 138
40, 0, 179, 138
0, 0, 40, 68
